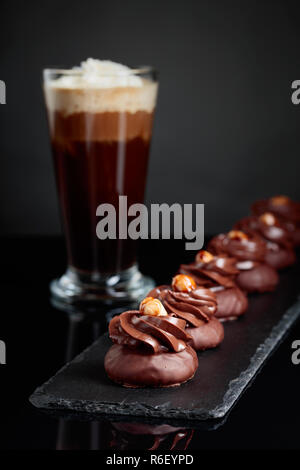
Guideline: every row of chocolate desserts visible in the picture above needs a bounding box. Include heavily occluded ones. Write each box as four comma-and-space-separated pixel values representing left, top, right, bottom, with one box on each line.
104, 195, 300, 389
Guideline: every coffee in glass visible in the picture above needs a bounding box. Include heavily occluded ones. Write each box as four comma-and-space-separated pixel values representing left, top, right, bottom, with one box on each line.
44, 59, 158, 305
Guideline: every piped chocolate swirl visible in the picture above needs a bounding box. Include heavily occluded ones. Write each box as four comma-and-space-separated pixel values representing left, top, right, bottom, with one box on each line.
234, 214, 296, 270
148, 277, 224, 350
208, 231, 266, 262
105, 299, 199, 388
178, 251, 248, 321
208, 231, 278, 293
179, 257, 238, 289
234, 214, 293, 248
252, 195, 300, 224
109, 310, 191, 354
148, 286, 217, 327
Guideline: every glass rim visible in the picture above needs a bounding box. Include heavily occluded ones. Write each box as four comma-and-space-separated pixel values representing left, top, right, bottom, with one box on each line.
43, 65, 156, 77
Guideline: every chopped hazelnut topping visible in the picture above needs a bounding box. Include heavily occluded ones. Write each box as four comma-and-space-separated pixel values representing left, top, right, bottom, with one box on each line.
270, 195, 290, 206
172, 274, 196, 293
196, 250, 215, 264
259, 212, 276, 226
228, 230, 249, 241
139, 297, 168, 317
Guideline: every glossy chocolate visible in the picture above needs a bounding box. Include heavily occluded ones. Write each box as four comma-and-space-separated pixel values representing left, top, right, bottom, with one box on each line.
212, 286, 249, 321
280, 219, 300, 246
234, 215, 296, 270
105, 343, 198, 388
236, 263, 279, 293
178, 254, 248, 321
105, 309, 198, 387
208, 232, 266, 262
108, 310, 191, 354
208, 232, 279, 292
252, 196, 300, 224
148, 285, 224, 349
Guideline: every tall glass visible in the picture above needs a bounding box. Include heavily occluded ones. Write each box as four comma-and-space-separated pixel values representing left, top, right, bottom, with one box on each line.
43, 65, 158, 305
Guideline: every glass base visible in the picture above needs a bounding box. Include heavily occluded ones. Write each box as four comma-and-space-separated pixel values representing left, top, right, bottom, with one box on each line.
50, 264, 155, 309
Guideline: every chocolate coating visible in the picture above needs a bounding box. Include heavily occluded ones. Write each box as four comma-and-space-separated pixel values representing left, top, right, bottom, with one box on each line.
109, 310, 191, 353
208, 232, 266, 262
208, 233, 279, 292
105, 309, 198, 387
234, 216, 296, 270
252, 197, 300, 223
180, 259, 237, 289
104, 343, 198, 388
280, 219, 300, 247
148, 285, 224, 350
264, 243, 296, 270
148, 285, 218, 322
179, 255, 248, 320
186, 316, 224, 349
236, 264, 279, 293
251, 197, 300, 247
213, 286, 249, 321
234, 215, 291, 246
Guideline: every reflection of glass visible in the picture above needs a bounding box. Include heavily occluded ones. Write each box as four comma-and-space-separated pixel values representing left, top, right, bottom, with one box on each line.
43, 65, 158, 306
55, 311, 103, 450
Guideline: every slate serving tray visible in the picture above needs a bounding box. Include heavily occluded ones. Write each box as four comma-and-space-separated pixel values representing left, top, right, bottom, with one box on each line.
30, 265, 300, 421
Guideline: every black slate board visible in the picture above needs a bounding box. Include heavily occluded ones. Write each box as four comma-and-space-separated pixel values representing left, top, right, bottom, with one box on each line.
30, 265, 300, 421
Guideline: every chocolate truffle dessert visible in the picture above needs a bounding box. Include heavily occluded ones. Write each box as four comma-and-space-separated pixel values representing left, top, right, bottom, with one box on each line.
178, 251, 248, 321
104, 298, 198, 388
234, 213, 296, 270
148, 274, 224, 349
208, 230, 279, 293
251, 195, 300, 246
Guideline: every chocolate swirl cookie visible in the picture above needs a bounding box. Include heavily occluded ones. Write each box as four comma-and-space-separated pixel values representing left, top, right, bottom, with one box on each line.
208, 231, 279, 293
104, 298, 198, 388
178, 251, 248, 321
234, 213, 296, 270
208, 231, 266, 262
251, 195, 300, 246
252, 195, 300, 224
148, 275, 224, 348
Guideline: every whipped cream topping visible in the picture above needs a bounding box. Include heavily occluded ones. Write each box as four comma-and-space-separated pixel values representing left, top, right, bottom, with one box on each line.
44, 58, 158, 114
51, 59, 143, 89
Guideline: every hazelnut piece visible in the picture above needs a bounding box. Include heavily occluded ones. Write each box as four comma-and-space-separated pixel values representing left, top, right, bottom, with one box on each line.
172, 274, 196, 293
270, 195, 290, 206
259, 212, 276, 226
228, 230, 249, 241
139, 297, 168, 317
196, 250, 214, 264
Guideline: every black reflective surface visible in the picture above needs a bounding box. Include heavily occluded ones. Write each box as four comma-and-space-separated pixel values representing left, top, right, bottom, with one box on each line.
0, 237, 300, 450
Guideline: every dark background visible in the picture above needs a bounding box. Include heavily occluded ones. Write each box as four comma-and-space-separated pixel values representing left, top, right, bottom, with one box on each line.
1, 0, 300, 452
1, 0, 300, 236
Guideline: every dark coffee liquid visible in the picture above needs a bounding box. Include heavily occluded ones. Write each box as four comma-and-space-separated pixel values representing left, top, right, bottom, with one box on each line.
51, 115, 152, 274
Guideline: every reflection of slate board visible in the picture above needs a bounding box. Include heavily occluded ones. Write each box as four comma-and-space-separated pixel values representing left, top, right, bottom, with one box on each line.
30, 265, 300, 421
